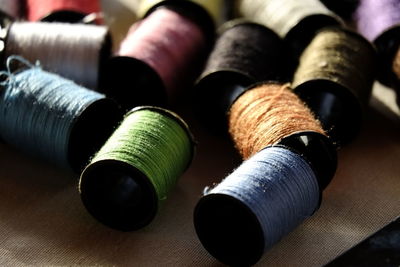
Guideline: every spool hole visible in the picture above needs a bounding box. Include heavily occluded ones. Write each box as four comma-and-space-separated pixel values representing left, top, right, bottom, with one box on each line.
80, 160, 158, 231
194, 194, 265, 266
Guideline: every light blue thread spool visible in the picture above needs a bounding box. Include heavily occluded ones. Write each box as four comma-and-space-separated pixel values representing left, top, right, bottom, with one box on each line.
0, 56, 121, 171
194, 145, 320, 266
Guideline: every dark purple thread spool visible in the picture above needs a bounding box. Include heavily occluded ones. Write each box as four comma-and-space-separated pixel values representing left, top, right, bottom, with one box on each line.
193, 20, 291, 133
354, 0, 400, 87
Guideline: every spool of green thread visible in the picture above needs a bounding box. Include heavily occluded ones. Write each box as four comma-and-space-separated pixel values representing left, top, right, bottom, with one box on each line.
79, 106, 194, 231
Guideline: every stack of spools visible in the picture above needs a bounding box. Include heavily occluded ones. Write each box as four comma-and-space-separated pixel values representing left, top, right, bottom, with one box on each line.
0, 0, 225, 232
193, 0, 376, 265
0, 0, 393, 265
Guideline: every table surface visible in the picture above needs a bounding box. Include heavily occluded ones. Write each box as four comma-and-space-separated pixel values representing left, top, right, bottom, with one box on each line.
0, 82, 399, 266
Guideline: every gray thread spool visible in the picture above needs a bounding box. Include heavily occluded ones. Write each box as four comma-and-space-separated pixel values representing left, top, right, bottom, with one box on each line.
3, 22, 112, 90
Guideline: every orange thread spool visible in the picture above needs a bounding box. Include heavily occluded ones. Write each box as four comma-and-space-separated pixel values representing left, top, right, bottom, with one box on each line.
228, 82, 326, 159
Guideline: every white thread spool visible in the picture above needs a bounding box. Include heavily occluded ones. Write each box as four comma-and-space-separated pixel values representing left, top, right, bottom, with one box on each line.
4, 22, 111, 90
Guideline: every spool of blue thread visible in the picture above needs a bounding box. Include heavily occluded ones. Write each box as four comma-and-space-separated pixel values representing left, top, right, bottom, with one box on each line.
0, 56, 122, 172
194, 142, 335, 266
194, 130, 337, 266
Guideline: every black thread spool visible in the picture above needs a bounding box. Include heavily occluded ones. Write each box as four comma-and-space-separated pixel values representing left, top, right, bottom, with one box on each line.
0, 21, 112, 90
102, 0, 216, 111
194, 20, 291, 133
354, 0, 400, 89
292, 27, 376, 146
237, 0, 343, 59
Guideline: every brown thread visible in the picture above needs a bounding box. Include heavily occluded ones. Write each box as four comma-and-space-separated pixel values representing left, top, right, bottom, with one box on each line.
228, 83, 325, 159
293, 27, 376, 105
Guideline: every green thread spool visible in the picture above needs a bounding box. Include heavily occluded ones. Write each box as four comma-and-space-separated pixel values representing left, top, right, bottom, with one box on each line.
79, 106, 194, 231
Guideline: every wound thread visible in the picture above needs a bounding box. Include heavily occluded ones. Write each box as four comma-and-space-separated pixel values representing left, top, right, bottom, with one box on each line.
229, 83, 325, 159
4, 22, 111, 90
292, 27, 376, 145
26, 0, 100, 21
79, 106, 194, 231
237, 0, 342, 55
201, 21, 288, 84
194, 146, 320, 266
0, 56, 121, 172
117, 7, 206, 96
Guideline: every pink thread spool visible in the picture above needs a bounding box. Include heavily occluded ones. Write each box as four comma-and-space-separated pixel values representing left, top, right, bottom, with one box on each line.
26, 0, 100, 22
102, 2, 214, 110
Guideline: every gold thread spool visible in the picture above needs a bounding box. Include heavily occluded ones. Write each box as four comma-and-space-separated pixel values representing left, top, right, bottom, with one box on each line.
293, 27, 376, 105
228, 82, 326, 159
138, 0, 226, 27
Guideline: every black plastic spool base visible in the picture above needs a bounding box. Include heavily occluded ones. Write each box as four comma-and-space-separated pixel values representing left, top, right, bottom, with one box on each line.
278, 131, 337, 191
80, 159, 158, 232
101, 56, 167, 111
373, 26, 400, 88
294, 79, 363, 147
194, 70, 252, 134
68, 97, 123, 173
285, 14, 342, 60
40, 10, 88, 23
194, 192, 265, 267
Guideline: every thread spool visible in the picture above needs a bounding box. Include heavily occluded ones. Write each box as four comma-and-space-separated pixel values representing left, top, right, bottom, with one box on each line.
25, 0, 100, 22
0, 0, 21, 19
237, 0, 343, 57
354, 0, 400, 87
292, 27, 376, 146
103, 0, 216, 110
194, 83, 337, 266
79, 106, 194, 231
0, 56, 122, 172
2, 22, 111, 90
194, 20, 291, 133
